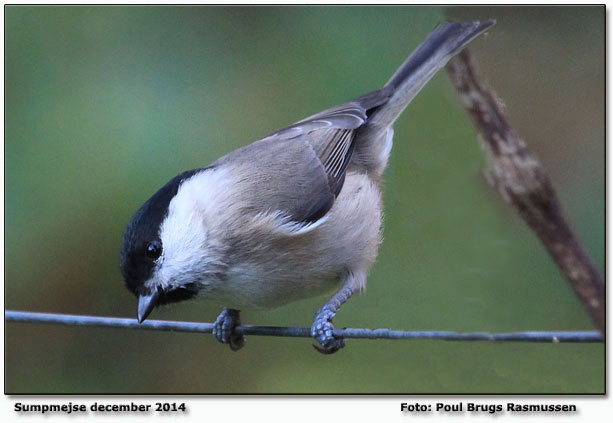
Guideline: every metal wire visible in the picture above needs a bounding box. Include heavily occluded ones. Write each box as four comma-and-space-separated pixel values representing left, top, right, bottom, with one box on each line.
5, 310, 602, 343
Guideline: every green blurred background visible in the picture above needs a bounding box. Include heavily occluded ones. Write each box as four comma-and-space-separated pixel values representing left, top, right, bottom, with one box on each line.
4, 6, 604, 393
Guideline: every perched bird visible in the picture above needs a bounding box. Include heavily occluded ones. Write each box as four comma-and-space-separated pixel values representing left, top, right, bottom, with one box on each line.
120, 20, 494, 353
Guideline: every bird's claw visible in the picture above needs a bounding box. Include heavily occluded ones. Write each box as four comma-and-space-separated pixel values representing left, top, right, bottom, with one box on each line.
311, 307, 345, 354
213, 308, 245, 351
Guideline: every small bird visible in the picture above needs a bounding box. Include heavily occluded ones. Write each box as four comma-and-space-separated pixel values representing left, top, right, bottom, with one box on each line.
120, 20, 494, 354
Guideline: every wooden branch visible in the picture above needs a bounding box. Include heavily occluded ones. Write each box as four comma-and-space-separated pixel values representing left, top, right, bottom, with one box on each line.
446, 49, 605, 334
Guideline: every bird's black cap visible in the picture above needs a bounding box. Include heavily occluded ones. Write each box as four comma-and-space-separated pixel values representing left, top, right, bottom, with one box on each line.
120, 169, 200, 297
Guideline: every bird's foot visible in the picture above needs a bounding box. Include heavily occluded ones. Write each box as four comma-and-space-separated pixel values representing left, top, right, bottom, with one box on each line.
311, 306, 345, 354
213, 308, 245, 351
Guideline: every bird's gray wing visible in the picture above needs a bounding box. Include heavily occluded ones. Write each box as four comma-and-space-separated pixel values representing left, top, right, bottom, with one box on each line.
213, 90, 390, 224
260, 89, 391, 195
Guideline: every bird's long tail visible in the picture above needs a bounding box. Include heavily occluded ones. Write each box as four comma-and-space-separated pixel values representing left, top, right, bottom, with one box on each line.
354, 20, 494, 179
368, 20, 495, 132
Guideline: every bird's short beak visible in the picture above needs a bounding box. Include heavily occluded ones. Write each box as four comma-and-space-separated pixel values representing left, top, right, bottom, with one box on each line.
137, 289, 160, 323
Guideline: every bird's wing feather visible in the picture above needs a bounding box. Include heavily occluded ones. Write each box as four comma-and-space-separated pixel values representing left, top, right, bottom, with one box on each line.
213, 90, 389, 225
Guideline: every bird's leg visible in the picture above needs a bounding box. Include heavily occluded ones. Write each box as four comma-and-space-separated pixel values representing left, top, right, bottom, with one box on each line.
213, 308, 245, 351
311, 281, 357, 354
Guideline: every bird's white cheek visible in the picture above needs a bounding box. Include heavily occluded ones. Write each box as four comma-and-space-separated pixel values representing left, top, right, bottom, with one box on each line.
154, 168, 233, 292
158, 216, 208, 287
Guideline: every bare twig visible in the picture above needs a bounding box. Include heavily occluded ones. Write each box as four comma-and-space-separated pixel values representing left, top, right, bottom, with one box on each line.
446, 50, 605, 334
5, 311, 603, 343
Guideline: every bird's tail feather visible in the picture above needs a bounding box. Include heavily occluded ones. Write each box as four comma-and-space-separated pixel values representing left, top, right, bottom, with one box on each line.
367, 20, 495, 132
353, 20, 494, 180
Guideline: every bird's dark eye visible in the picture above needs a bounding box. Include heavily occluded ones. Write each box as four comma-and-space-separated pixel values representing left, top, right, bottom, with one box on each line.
145, 240, 162, 259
